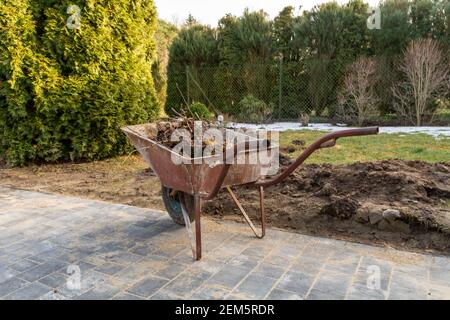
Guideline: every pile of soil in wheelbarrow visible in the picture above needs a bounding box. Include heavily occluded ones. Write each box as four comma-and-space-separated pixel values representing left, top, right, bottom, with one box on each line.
154, 119, 212, 148
152, 119, 271, 155
203, 159, 450, 253
153, 119, 228, 154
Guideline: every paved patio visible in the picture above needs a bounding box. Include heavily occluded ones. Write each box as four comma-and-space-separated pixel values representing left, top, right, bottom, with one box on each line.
0, 186, 449, 300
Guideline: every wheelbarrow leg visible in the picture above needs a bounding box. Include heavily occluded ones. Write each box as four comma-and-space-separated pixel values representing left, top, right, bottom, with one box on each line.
180, 193, 196, 259
226, 186, 266, 239
180, 194, 202, 261
259, 186, 266, 238
194, 195, 202, 260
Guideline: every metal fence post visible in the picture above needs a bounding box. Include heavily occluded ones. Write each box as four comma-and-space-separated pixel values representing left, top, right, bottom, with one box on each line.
278, 57, 283, 120
186, 65, 190, 106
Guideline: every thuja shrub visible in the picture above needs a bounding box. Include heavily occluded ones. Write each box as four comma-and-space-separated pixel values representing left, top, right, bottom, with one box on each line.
0, 0, 159, 165
187, 102, 213, 121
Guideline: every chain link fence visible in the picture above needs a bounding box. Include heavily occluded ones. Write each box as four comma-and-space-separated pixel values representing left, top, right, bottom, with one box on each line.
167, 59, 390, 122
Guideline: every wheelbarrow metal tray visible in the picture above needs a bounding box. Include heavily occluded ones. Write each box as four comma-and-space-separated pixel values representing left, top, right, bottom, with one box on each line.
121, 123, 277, 197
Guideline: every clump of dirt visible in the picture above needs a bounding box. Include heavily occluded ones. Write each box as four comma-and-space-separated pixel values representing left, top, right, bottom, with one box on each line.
320, 196, 359, 219
203, 159, 450, 253
280, 139, 306, 154
291, 139, 305, 147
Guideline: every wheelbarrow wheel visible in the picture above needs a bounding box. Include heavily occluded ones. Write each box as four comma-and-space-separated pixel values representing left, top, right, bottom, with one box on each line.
161, 186, 195, 225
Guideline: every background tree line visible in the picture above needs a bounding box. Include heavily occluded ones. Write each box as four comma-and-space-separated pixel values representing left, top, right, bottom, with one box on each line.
165, 0, 450, 124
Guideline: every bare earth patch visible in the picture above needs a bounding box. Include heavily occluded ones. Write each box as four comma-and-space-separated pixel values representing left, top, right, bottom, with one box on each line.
0, 156, 449, 254
204, 160, 450, 254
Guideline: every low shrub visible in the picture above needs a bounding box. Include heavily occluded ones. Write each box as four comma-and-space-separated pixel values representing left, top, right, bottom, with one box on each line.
237, 95, 272, 123
186, 102, 213, 121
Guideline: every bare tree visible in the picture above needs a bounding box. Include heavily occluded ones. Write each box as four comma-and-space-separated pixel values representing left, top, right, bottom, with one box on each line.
337, 57, 379, 127
392, 39, 450, 126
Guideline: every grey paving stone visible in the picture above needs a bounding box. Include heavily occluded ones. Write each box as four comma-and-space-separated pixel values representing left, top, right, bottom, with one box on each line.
323, 252, 361, 274
0, 277, 29, 297
394, 264, 429, 281
56, 270, 109, 298
76, 283, 121, 300
276, 271, 315, 297
156, 262, 187, 280
112, 291, 144, 300
0, 252, 19, 266
430, 266, 450, 286
208, 246, 243, 263
0, 266, 19, 283
3, 282, 51, 300
75, 261, 97, 273
163, 270, 211, 298
191, 285, 230, 300
388, 272, 429, 300
95, 262, 126, 275
301, 243, 334, 260
428, 284, 450, 300
306, 271, 353, 300
39, 291, 68, 300
226, 293, 252, 300
240, 246, 270, 259
228, 254, 261, 269
130, 244, 157, 256
98, 251, 143, 266
38, 272, 68, 288
291, 256, 326, 276
253, 262, 286, 280
125, 225, 165, 241
205, 266, 251, 289
152, 244, 186, 259
25, 255, 48, 264
353, 256, 392, 291
190, 259, 224, 275
265, 229, 294, 242
8, 259, 40, 273
38, 247, 70, 260
127, 276, 169, 298
233, 274, 277, 299
20, 259, 67, 282
28, 240, 59, 256
132, 219, 160, 229
390, 271, 426, 288
171, 249, 198, 265
431, 256, 450, 270
112, 255, 169, 284
388, 288, 429, 300
2, 243, 34, 259
346, 284, 387, 300
266, 289, 303, 300
149, 289, 183, 300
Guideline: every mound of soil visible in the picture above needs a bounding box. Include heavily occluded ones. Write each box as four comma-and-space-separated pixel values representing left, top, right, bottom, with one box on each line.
1, 157, 449, 253
203, 159, 450, 253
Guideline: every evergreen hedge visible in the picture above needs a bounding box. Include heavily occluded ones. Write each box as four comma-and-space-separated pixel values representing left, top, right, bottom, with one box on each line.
0, 0, 158, 166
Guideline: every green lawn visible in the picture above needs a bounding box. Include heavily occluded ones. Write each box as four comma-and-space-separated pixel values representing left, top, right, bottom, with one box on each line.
279, 130, 450, 164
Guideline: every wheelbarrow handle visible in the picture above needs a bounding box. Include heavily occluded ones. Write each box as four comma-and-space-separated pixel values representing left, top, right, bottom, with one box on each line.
256, 127, 379, 188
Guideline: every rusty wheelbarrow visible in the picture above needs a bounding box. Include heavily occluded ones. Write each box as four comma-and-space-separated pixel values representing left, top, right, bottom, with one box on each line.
122, 122, 379, 260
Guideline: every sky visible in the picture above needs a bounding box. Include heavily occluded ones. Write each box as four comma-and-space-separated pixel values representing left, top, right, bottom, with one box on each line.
154, 0, 380, 26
